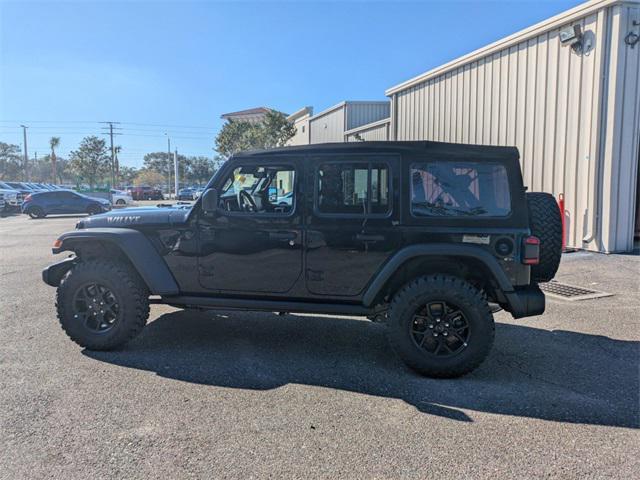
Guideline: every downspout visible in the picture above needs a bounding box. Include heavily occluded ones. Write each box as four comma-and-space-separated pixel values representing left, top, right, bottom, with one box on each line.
583, 8, 611, 248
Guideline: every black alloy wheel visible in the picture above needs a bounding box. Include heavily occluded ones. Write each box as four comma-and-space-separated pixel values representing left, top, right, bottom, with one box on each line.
410, 301, 470, 357
71, 283, 120, 333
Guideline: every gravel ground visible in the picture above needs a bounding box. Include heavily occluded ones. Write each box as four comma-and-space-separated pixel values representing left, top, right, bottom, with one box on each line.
1, 212, 638, 479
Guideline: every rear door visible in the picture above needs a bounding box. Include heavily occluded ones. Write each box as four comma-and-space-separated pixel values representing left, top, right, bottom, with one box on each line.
305, 154, 402, 297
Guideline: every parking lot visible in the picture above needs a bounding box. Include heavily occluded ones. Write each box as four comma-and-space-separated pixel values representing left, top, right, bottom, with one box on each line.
1, 211, 638, 479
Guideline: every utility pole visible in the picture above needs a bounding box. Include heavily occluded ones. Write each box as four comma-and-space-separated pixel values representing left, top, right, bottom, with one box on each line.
100, 122, 121, 187
174, 149, 179, 197
165, 134, 171, 198
20, 125, 28, 181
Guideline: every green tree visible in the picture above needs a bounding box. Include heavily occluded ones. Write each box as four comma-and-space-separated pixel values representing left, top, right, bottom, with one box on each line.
0, 142, 23, 180
143, 151, 190, 179
49, 136, 60, 184
186, 156, 216, 185
215, 110, 295, 158
135, 168, 165, 187
68, 136, 110, 188
262, 110, 296, 148
119, 165, 138, 186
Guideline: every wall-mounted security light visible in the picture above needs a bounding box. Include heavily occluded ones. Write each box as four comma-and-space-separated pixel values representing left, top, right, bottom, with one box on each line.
625, 20, 640, 49
559, 24, 583, 53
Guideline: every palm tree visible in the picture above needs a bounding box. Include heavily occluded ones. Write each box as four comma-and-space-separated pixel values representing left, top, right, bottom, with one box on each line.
49, 137, 60, 184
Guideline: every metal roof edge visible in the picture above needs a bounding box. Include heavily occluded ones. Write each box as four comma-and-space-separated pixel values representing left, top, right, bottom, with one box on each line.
286, 106, 313, 122
310, 100, 390, 122
344, 117, 391, 135
308, 101, 348, 121
385, 0, 632, 96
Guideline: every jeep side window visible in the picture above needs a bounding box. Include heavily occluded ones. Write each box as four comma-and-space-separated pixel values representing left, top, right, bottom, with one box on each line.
410, 162, 511, 217
316, 162, 390, 216
219, 164, 295, 214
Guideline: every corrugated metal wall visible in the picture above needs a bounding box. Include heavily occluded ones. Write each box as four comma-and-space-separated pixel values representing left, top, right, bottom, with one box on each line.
309, 105, 345, 144
600, 3, 640, 251
346, 119, 390, 142
308, 101, 390, 144
389, 0, 640, 252
288, 116, 311, 146
345, 102, 390, 130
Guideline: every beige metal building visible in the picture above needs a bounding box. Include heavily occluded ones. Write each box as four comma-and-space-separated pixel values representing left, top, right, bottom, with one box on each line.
288, 101, 390, 144
345, 118, 391, 142
286, 107, 314, 146
385, 0, 640, 253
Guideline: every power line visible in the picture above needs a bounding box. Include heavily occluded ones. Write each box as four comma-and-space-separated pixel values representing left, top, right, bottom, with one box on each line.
0, 120, 215, 129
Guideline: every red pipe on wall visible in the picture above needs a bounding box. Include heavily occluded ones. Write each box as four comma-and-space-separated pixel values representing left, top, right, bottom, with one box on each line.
558, 193, 566, 251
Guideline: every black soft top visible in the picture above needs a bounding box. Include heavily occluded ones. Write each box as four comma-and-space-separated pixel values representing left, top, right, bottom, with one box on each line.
235, 141, 520, 163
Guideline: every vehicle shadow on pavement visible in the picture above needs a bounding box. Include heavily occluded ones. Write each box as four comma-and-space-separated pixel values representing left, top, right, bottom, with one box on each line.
84, 310, 639, 428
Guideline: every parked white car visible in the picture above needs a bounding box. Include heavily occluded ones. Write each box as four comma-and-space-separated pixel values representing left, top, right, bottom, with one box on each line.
110, 189, 134, 206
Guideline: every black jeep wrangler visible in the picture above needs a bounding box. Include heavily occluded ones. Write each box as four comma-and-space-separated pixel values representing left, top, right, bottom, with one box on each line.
43, 142, 562, 378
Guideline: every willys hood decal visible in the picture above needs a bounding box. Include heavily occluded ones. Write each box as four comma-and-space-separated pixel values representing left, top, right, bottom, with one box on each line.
78, 206, 190, 229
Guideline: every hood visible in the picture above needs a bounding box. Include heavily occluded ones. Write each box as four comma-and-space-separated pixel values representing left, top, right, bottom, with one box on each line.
0, 188, 18, 198
77, 205, 191, 229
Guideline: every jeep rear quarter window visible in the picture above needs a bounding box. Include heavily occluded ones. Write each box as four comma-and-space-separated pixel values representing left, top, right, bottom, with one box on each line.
410, 162, 511, 217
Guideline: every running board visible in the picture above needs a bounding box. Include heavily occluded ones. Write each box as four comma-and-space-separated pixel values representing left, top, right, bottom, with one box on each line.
156, 295, 372, 316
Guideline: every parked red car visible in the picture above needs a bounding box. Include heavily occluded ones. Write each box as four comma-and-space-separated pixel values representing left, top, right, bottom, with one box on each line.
127, 186, 164, 201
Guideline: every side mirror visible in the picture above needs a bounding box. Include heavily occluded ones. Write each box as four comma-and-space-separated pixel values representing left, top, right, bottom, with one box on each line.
201, 188, 219, 215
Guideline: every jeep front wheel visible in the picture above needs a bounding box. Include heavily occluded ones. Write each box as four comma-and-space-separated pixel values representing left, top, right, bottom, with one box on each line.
56, 259, 150, 350
386, 275, 494, 378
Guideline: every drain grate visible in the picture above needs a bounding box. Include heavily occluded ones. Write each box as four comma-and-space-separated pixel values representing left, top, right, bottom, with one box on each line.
539, 280, 613, 301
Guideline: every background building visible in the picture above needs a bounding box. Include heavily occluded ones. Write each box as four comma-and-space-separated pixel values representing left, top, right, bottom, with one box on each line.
220, 107, 278, 124
385, 0, 639, 253
287, 101, 390, 145
286, 107, 314, 146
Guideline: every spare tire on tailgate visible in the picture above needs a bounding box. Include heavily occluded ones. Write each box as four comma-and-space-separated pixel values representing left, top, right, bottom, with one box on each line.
526, 192, 562, 282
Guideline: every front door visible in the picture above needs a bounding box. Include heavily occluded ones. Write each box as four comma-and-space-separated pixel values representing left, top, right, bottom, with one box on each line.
305, 155, 401, 297
197, 157, 302, 294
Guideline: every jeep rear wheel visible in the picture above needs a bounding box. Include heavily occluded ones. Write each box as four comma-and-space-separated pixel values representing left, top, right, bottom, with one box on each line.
526, 192, 562, 282
56, 259, 149, 350
387, 275, 494, 378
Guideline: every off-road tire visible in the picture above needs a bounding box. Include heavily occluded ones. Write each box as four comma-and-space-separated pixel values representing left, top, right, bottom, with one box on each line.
115, 199, 126, 206
526, 192, 562, 282
386, 275, 494, 378
27, 206, 46, 219
56, 259, 149, 350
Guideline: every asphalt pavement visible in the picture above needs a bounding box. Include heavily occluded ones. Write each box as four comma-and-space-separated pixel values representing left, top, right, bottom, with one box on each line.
1, 212, 638, 479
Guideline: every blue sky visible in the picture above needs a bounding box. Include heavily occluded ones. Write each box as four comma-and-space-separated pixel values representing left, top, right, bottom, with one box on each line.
1, 0, 583, 168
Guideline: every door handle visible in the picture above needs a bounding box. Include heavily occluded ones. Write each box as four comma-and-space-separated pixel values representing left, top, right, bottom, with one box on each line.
356, 233, 385, 242
270, 231, 297, 241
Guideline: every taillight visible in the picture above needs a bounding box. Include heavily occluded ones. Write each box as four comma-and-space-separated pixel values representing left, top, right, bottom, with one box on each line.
24, 194, 32, 202
522, 236, 540, 265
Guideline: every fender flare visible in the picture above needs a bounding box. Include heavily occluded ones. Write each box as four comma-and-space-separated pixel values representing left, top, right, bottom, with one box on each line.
361, 243, 515, 307
51, 228, 179, 295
